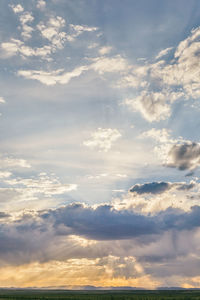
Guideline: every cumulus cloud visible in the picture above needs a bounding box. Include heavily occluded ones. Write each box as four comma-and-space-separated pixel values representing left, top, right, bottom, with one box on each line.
19, 12, 34, 40
143, 129, 200, 171
125, 92, 171, 122
36, 0, 46, 10
1, 14, 68, 60
115, 180, 198, 214
37, 16, 67, 49
130, 182, 172, 195
98, 46, 112, 55
167, 142, 200, 170
83, 128, 121, 152
90, 55, 128, 75
1, 39, 23, 57
10, 4, 24, 14
122, 27, 200, 122
1, 38, 54, 59
151, 27, 200, 99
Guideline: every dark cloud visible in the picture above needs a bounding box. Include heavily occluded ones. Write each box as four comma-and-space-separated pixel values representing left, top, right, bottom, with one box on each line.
1, 203, 200, 268
167, 142, 200, 170
129, 181, 195, 195
47, 204, 159, 240
0, 212, 10, 218
129, 182, 171, 194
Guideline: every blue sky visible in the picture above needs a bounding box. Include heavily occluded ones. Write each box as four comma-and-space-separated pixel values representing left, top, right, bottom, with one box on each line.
0, 0, 200, 289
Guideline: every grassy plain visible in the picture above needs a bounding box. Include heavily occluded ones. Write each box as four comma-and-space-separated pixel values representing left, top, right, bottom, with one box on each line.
0, 290, 200, 300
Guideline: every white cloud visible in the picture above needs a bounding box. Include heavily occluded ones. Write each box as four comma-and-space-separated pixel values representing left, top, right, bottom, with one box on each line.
67, 24, 98, 42
0, 97, 5, 104
0, 157, 31, 169
10, 4, 24, 14
1, 14, 68, 59
19, 12, 34, 25
83, 128, 121, 152
88, 43, 99, 49
1, 38, 53, 60
18, 65, 88, 85
151, 27, 200, 99
37, 0, 46, 10
98, 46, 112, 55
112, 179, 199, 216
0, 171, 12, 178
1, 39, 23, 57
37, 16, 67, 49
90, 55, 128, 75
19, 12, 34, 40
155, 47, 173, 60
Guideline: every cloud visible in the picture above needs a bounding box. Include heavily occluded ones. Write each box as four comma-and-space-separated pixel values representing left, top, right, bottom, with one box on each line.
1, 14, 68, 60
67, 24, 98, 42
37, 16, 67, 49
1, 202, 200, 263
10, 4, 24, 14
155, 47, 173, 60
150, 27, 200, 99
4, 173, 77, 197
0, 198, 200, 287
142, 129, 200, 171
19, 12, 34, 40
0, 156, 31, 169
90, 55, 128, 75
0, 212, 10, 219
98, 46, 112, 55
37, 0, 46, 10
1, 38, 53, 59
166, 142, 200, 170
1, 39, 23, 57
0, 97, 5, 104
83, 128, 121, 152
129, 182, 171, 195
0, 171, 12, 179
125, 92, 171, 122
17, 55, 128, 85
129, 181, 195, 195
122, 27, 200, 122
18, 65, 88, 85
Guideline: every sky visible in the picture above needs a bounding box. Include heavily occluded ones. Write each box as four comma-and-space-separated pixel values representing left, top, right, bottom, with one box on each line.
0, 0, 200, 289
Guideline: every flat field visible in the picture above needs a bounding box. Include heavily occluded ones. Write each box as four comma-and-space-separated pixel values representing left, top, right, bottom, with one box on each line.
0, 290, 200, 300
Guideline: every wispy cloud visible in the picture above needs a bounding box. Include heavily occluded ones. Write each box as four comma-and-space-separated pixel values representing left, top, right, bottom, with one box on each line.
18, 65, 88, 85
